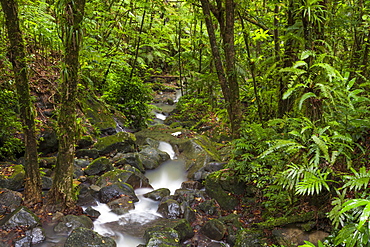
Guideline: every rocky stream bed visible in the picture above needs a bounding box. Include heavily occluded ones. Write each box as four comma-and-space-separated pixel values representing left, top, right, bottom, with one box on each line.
0, 89, 330, 246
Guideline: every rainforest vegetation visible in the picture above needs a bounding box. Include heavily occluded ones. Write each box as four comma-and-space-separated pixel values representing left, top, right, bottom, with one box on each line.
1, 0, 370, 246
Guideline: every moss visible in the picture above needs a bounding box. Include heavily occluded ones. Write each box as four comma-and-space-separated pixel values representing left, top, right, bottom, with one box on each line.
256, 211, 326, 229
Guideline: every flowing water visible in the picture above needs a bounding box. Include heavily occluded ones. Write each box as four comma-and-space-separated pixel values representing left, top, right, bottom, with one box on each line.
91, 141, 187, 246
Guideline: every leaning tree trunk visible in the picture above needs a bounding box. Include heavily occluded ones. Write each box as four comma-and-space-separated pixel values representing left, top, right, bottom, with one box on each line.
47, 0, 86, 210
0, 0, 42, 206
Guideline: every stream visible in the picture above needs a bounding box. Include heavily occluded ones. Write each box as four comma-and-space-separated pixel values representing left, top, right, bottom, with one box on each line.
90, 141, 187, 246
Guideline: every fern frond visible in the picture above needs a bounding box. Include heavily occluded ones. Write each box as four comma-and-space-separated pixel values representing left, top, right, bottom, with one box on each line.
311, 62, 338, 82
311, 135, 330, 161
283, 83, 306, 100
343, 167, 370, 191
298, 92, 317, 110
296, 170, 330, 195
259, 140, 304, 158
300, 50, 316, 60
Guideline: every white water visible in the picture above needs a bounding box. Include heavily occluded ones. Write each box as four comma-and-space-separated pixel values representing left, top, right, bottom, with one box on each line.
91, 141, 187, 246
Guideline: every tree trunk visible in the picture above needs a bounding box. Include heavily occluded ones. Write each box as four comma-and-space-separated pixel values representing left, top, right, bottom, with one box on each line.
200, 0, 241, 138
47, 0, 86, 211
0, 0, 42, 206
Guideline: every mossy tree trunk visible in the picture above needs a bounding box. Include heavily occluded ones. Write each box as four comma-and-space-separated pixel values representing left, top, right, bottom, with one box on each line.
200, 0, 242, 139
47, 0, 86, 210
0, 0, 42, 206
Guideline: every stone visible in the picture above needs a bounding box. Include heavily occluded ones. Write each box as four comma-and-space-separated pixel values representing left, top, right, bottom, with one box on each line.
234, 229, 267, 247
139, 146, 170, 170
272, 227, 329, 246
144, 188, 171, 201
197, 199, 219, 216
84, 157, 113, 176
200, 219, 226, 241
41, 176, 53, 189
84, 206, 101, 218
144, 227, 181, 247
181, 180, 203, 190
183, 206, 196, 223
99, 183, 138, 203
93, 132, 136, 155
39, 157, 57, 168
54, 215, 94, 235
0, 165, 25, 191
75, 148, 99, 159
64, 227, 116, 247
157, 199, 181, 219
107, 196, 135, 215
14, 227, 45, 246
0, 206, 40, 230
113, 152, 145, 172
0, 188, 22, 214
96, 169, 151, 190
38, 131, 58, 155
219, 214, 244, 245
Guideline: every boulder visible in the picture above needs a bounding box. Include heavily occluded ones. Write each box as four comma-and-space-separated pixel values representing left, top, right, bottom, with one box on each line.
64, 227, 116, 247
84, 206, 101, 219
139, 146, 170, 170
144, 227, 181, 247
197, 199, 220, 216
157, 199, 181, 219
96, 169, 151, 190
0, 188, 22, 214
113, 152, 145, 172
272, 227, 329, 246
39, 157, 56, 169
93, 132, 136, 155
99, 183, 138, 203
234, 229, 267, 247
219, 214, 244, 245
0, 206, 40, 230
0, 165, 25, 191
41, 176, 53, 190
38, 131, 58, 155
200, 219, 226, 241
13, 227, 45, 246
204, 172, 239, 210
181, 180, 203, 190
76, 184, 99, 207
54, 215, 94, 235
84, 157, 113, 176
75, 148, 99, 159
107, 196, 135, 215
144, 188, 171, 201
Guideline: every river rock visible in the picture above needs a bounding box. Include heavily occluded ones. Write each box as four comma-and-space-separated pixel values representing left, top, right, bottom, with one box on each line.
200, 219, 226, 241
0, 206, 40, 230
174, 189, 207, 205
84, 157, 114, 176
96, 169, 151, 190
144, 226, 181, 247
64, 227, 116, 247
84, 206, 101, 218
234, 229, 267, 247
107, 196, 135, 215
38, 131, 58, 155
183, 206, 197, 223
204, 172, 239, 210
272, 227, 329, 246
0, 165, 25, 191
99, 182, 138, 203
157, 199, 181, 219
144, 188, 170, 201
113, 152, 145, 172
76, 184, 99, 207
75, 148, 99, 159
14, 227, 45, 246
39, 156, 57, 168
219, 214, 244, 245
181, 180, 203, 190
54, 215, 94, 235
139, 146, 170, 170
93, 132, 136, 155
197, 199, 220, 216
0, 188, 22, 214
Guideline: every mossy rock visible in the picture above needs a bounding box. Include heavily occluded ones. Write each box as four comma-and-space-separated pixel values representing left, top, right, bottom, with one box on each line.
84, 157, 113, 176
234, 229, 267, 247
0, 165, 25, 191
95, 169, 151, 189
93, 132, 136, 155
144, 226, 181, 247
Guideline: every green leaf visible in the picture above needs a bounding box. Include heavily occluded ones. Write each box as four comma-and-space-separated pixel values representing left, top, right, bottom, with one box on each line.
340, 199, 370, 215
298, 92, 316, 110
311, 135, 330, 161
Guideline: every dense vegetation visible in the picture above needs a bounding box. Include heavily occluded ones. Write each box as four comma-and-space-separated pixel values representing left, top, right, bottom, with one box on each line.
1, 0, 370, 245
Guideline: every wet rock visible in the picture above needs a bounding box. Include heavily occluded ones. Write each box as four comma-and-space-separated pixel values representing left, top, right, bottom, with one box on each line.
197, 199, 220, 216
84, 157, 113, 176
0, 188, 22, 214
84, 206, 101, 219
200, 219, 226, 241
64, 227, 116, 247
219, 214, 244, 245
14, 227, 45, 246
107, 196, 135, 215
76, 184, 99, 207
54, 215, 93, 235
75, 148, 99, 159
272, 227, 329, 246
0, 165, 25, 191
144, 188, 170, 201
96, 169, 151, 190
172, 219, 194, 241
93, 132, 136, 155
113, 152, 145, 172
234, 229, 267, 247
139, 146, 170, 170
77, 135, 94, 149
0, 206, 40, 230
181, 180, 203, 190
183, 206, 196, 223
41, 175, 53, 189
144, 227, 181, 247
74, 159, 90, 168
157, 199, 181, 219
39, 157, 57, 168
99, 182, 138, 203
204, 172, 239, 210
38, 131, 58, 155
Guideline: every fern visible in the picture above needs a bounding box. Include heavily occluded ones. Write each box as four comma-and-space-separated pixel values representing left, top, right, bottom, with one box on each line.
343, 167, 370, 191
298, 92, 317, 110
296, 169, 330, 195
259, 139, 304, 159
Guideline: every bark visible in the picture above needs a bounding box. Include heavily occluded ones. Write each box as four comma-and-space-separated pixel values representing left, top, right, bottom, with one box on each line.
200, 0, 241, 138
47, 0, 86, 210
0, 0, 42, 205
